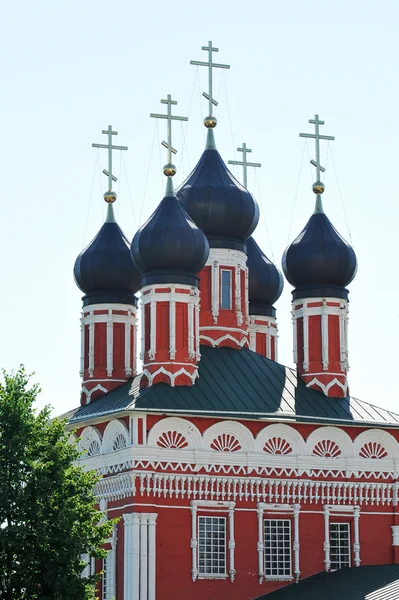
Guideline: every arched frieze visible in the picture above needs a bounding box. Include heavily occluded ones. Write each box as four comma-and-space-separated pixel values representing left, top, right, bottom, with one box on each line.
354, 430, 398, 460
147, 417, 202, 451
306, 426, 353, 459
78, 426, 102, 457
254, 424, 305, 456
102, 419, 129, 454
202, 421, 254, 453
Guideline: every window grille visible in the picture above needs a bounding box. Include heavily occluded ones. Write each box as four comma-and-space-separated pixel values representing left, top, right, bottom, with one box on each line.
330, 522, 351, 569
264, 519, 292, 578
221, 270, 232, 309
198, 516, 227, 576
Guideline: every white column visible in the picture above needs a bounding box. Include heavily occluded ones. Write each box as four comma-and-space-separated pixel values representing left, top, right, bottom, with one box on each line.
169, 291, 176, 359
321, 302, 329, 371
293, 504, 301, 580
88, 321, 95, 377
303, 313, 309, 371
211, 260, 219, 323
257, 504, 264, 583
188, 300, 194, 359
266, 325, 272, 359
190, 504, 198, 582
228, 503, 236, 582
235, 265, 243, 326
195, 298, 200, 360
140, 300, 145, 361
106, 311, 113, 377
353, 507, 361, 567
108, 529, 117, 600
140, 514, 148, 600
80, 318, 85, 377
292, 310, 298, 364
249, 317, 256, 352
133, 311, 138, 375
148, 514, 158, 600
149, 301, 156, 361
323, 506, 330, 571
125, 320, 132, 377
124, 513, 140, 600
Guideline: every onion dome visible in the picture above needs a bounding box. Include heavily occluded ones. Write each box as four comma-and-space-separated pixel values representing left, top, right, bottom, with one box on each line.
176, 131, 259, 251
282, 199, 357, 300
131, 179, 210, 287
247, 237, 284, 317
74, 204, 141, 306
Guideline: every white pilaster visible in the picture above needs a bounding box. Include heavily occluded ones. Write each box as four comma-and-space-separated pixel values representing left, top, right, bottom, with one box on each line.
190, 504, 198, 582
195, 301, 200, 360
125, 319, 132, 377
321, 301, 329, 370
257, 504, 264, 583
80, 319, 84, 377
353, 507, 361, 567
293, 504, 301, 580
211, 260, 219, 323
148, 514, 158, 600
123, 513, 140, 600
140, 515, 148, 600
149, 301, 156, 361
140, 300, 145, 361
106, 311, 113, 377
323, 505, 330, 571
107, 528, 117, 600
228, 504, 236, 582
303, 314, 309, 371
169, 293, 176, 360
188, 300, 194, 359
88, 322, 95, 377
235, 265, 243, 326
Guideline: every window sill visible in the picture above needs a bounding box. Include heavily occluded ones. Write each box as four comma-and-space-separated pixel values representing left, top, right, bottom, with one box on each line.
264, 576, 294, 582
197, 574, 228, 580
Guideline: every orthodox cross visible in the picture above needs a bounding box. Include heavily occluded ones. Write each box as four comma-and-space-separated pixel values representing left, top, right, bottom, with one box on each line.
150, 94, 188, 176
299, 114, 335, 189
92, 125, 128, 192
190, 41, 230, 118
228, 143, 261, 189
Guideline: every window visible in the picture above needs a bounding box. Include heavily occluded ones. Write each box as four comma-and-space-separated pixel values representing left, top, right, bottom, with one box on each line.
198, 516, 227, 576
330, 523, 350, 569
221, 270, 232, 309
264, 519, 292, 578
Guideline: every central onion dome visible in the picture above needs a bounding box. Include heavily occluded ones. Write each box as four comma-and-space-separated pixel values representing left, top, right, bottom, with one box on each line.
282, 201, 357, 300
176, 132, 259, 251
74, 205, 141, 306
131, 180, 209, 287
247, 237, 284, 317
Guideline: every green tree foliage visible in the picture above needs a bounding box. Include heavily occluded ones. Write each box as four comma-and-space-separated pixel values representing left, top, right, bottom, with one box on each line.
0, 366, 114, 600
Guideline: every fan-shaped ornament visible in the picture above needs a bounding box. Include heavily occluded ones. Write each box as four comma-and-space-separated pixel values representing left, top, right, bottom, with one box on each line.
263, 437, 293, 455
157, 431, 189, 450
87, 439, 101, 457
359, 442, 388, 459
210, 434, 242, 452
312, 440, 342, 458
113, 432, 127, 451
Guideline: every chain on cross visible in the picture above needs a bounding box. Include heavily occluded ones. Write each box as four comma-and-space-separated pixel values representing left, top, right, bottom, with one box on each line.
228, 143, 261, 189
299, 114, 335, 195
92, 125, 128, 203
190, 41, 230, 129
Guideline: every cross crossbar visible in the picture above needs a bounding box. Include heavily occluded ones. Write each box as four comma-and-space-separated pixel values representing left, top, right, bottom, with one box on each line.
150, 94, 188, 169
190, 40, 230, 117
92, 125, 128, 191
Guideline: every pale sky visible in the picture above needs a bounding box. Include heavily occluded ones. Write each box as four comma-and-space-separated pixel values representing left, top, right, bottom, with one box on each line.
1, 0, 398, 416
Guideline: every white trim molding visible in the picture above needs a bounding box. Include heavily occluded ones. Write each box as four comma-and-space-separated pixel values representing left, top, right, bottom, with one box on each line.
257, 503, 301, 583
123, 512, 158, 600
190, 500, 236, 583
323, 504, 360, 571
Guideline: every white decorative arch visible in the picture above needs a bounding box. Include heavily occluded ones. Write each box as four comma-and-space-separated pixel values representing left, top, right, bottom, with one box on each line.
102, 419, 129, 454
254, 424, 306, 456
147, 417, 202, 451
68, 432, 78, 446
354, 430, 399, 460
202, 421, 254, 453
78, 426, 102, 457
306, 426, 353, 459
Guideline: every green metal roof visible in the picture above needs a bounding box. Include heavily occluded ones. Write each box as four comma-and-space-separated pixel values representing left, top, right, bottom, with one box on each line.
68, 346, 399, 426
256, 565, 399, 600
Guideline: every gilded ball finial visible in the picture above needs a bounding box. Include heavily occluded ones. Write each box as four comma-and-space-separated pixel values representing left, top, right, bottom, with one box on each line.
312, 181, 325, 195
163, 163, 177, 177
204, 115, 217, 129
104, 190, 117, 203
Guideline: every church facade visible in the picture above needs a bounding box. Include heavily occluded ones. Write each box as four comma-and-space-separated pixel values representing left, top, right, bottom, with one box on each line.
68, 42, 399, 600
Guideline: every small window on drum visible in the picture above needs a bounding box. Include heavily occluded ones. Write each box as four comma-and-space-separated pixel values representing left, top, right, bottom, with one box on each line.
221, 270, 232, 310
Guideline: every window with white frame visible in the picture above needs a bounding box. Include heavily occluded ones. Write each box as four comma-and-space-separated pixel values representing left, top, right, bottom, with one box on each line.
220, 270, 232, 309
330, 522, 350, 569
198, 516, 227, 577
264, 519, 292, 578
102, 556, 108, 600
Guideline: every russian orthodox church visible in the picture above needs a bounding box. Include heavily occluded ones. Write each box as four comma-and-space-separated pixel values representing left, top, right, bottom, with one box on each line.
67, 42, 399, 600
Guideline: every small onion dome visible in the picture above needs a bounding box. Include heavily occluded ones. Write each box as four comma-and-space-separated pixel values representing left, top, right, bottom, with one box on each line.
131, 184, 209, 288
176, 133, 259, 251
282, 202, 357, 301
247, 237, 284, 317
74, 206, 141, 307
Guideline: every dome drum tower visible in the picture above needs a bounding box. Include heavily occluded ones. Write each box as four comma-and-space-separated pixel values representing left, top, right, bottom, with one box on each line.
283, 115, 357, 398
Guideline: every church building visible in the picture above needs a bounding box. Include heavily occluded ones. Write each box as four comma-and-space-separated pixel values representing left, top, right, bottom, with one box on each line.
67, 42, 399, 600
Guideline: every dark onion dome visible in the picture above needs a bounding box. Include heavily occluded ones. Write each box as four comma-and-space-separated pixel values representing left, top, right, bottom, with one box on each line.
282, 201, 357, 300
131, 180, 209, 287
247, 237, 284, 317
74, 205, 141, 307
176, 131, 259, 251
